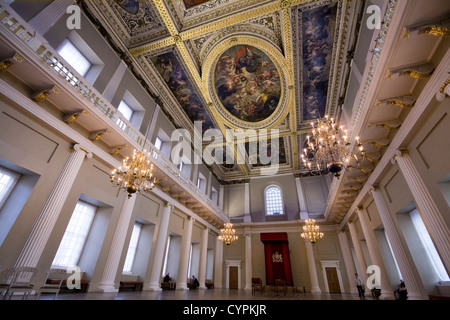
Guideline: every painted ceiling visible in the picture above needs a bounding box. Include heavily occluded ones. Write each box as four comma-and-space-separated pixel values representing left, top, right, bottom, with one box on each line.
86, 0, 358, 183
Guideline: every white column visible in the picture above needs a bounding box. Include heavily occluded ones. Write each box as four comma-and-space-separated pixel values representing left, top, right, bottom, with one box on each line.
244, 230, 252, 290
394, 149, 450, 273
177, 216, 194, 290
370, 186, 428, 299
348, 221, 368, 285
305, 241, 321, 293
213, 236, 223, 288
337, 231, 358, 294
198, 227, 209, 289
146, 203, 172, 291
28, 0, 72, 36
14, 144, 91, 268
295, 176, 309, 220
244, 182, 251, 222
356, 207, 395, 299
97, 194, 137, 292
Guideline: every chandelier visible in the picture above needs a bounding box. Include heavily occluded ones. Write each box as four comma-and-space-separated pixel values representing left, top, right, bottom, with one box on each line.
301, 115, 351, 178
110, 149, 156, 198
300, 219, 324, 244
218, 222, 238, 245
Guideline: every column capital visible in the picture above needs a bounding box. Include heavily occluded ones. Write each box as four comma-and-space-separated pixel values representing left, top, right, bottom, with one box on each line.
392, 148, 409, 164
73, 143, 93, 159
369, 185, 380, 194
163, 202, 173, 208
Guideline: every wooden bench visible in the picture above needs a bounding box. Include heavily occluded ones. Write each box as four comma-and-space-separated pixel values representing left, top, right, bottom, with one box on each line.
119, 281, 143, 291
161, 282, 176, 290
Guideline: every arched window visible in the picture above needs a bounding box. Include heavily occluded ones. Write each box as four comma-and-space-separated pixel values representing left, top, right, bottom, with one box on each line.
265, 185, 284, 215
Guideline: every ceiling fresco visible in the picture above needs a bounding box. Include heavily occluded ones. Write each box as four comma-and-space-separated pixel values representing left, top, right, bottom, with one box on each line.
214, 45, 282, 123
300, 2, 337, 121
149, 51, 216, 132
84, 0, 356, 182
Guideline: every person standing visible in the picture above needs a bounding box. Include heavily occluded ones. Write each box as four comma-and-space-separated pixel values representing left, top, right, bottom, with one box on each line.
398, 280, 408, 300
355, 273, 365, 298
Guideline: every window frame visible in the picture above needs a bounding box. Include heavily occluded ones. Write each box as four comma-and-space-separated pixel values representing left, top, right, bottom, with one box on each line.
0, 166, 20, 210
122, 222, 142, 274
117, 100, 134, 122
51, 200, 96, 268
57, 39, 92, 77
264, 185, 285, 216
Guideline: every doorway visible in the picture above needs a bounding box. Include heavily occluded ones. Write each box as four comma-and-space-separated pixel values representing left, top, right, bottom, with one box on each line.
225, 260, 241, 289
320, 260, 345, 293
229, 266, 238, 289
325, 267, 341, 293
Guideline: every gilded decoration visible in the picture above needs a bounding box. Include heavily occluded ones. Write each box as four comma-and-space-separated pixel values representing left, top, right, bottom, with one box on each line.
272, 251, 283, 263
83, 0, 357, 184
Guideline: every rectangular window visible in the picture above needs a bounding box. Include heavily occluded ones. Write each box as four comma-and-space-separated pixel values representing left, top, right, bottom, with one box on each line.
123, 222, 142, 273
0, 166, 20, 210
410, 209, 449, 281
154, 137, 162, 151
57, 40, 91, 77
117, 100, 134, 121
162, 235, 171, 277
52, 201, 96, 268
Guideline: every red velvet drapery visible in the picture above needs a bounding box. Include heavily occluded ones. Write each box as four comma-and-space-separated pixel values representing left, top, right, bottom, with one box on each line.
260, 232, 293, 286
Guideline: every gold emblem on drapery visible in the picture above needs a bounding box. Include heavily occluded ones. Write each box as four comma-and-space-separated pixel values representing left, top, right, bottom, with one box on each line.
272, 251, 283, 263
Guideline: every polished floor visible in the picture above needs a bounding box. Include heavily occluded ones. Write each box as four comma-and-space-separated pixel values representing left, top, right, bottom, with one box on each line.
35, 288, 379, 300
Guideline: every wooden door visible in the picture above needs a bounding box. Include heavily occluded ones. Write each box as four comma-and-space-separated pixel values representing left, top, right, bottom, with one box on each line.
229, 266, 238, 289
325, 267, 341, 293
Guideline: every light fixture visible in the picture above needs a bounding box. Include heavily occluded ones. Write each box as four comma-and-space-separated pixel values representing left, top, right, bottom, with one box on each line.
301, 115, 352, 178
300, 219, 324, 244
110, 149, 156, 198
218, 222, 238, 245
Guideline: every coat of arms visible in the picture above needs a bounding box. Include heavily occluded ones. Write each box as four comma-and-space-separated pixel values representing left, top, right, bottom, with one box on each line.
272, 251, 283, 263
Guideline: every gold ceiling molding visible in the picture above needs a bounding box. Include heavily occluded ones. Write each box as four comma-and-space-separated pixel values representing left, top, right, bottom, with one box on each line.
404, 17, 450, 39
31, 86, 59, 102
130, 0, 309, 57
377, 94, 416, 109
368, 118, 402, 130
389, 62, 434, 80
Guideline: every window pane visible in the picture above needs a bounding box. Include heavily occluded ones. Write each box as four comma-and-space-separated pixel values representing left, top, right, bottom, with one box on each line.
117, 100, 134, 121
410, 209, 449, 281
265, 186, 283, 215
154, 137, 162, 150
123, 223, 142, 273
58, 40, 91, 77
0, 166, 20, 208
52, 201, 96, 268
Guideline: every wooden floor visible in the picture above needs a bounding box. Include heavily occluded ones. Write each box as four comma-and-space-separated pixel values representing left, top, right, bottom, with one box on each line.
35, 288, 378, 300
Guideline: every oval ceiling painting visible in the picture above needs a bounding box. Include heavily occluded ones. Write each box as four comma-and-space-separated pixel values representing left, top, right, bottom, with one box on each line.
214, 45, 281, 123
